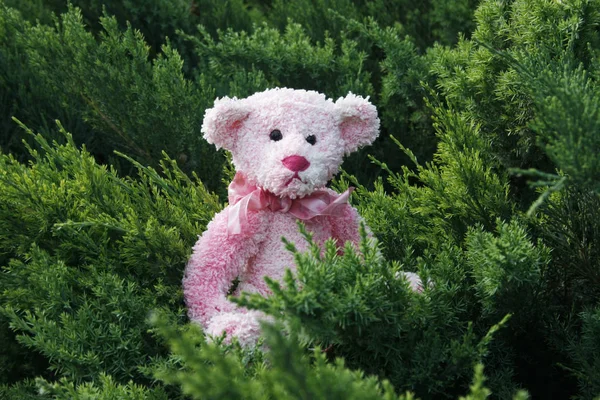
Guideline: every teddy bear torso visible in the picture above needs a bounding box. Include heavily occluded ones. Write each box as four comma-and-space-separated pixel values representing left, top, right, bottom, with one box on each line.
232, 211, 333, 296
183, 88, 382, 346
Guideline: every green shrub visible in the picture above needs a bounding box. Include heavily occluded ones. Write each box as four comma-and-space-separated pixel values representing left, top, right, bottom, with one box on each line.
267, 0, 480, 49
4, 0, 262, 64
568, 308, 600, 399
420, 7, 600, 396
237, 224, 517, 398
428, 0, 600, 172
0, 123, 538, 399
0, 4, 224, 190
1, 0, 599, 398
267, 0, 360, 43
0, 123, 220, 388
188, 21, 374, 99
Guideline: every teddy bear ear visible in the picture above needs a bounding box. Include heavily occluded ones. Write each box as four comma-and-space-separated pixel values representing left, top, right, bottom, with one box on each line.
334, 93, 380, 154
201, 96, 250, 151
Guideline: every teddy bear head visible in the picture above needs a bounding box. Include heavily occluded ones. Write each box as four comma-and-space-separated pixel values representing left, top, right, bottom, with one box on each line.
202, 88, 380, 198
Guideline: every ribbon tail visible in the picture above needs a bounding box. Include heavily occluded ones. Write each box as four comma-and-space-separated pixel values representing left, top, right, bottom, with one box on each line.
227, 189, 269, 235
289, 187, 355, 220
227, 197, 246, 235
320, 187, 354, 216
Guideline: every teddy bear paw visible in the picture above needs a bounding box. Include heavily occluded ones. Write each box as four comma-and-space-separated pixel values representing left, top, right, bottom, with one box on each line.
397, 271, 425, 293
205, 311, 267, 348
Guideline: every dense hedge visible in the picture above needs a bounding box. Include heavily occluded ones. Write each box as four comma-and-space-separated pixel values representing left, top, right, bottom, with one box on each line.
1, 0, 599, 399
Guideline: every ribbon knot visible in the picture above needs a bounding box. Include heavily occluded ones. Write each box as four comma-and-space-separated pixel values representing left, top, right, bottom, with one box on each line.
226, 172, 353, 235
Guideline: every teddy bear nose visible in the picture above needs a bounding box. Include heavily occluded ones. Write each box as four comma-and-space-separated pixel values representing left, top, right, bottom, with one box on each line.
282, 155, 310, 172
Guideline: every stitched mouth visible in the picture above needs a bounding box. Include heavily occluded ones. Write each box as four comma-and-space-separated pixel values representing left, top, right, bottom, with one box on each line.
285, 172, 302, 186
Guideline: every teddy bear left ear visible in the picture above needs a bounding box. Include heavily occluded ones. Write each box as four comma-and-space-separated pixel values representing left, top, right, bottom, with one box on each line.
335, 93, 380, 154
201, 96, 250, 151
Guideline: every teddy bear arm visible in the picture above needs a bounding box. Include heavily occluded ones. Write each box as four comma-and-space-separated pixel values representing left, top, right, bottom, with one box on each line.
328, 203, 372, 250
183, 209, 265, 326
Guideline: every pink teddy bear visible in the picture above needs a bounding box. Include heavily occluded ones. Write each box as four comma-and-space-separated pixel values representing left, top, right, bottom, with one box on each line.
183, 88, 421, 347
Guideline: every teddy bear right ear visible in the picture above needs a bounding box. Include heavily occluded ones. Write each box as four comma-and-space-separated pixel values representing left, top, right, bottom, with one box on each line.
334, 93, 380, 155
201, 97, 249, 151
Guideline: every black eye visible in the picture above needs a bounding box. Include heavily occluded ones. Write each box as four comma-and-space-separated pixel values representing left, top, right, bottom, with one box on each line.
306, 135, 317, 145
270, 129, 283, 141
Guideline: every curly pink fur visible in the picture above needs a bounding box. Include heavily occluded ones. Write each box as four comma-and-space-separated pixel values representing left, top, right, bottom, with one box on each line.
183, 88, 422, 347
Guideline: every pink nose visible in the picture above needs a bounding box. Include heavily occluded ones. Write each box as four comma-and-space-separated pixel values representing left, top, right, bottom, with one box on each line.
282, 155, 310, 172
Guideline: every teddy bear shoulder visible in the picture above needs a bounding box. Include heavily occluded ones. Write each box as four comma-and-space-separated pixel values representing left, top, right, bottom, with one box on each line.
198, 206, 271, 248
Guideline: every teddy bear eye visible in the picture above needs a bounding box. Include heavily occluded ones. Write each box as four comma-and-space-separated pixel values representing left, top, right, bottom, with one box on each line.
306, 135, 317, 145
269, 129, 283, 141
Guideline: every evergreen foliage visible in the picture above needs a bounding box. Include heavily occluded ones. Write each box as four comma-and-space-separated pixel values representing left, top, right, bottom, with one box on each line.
0, 4, 223, 189
0, 123, 219, 393
569, 308, 600, 399
428, 0, 600, 172
188, 21, 373, 99
237, 223, 519, 397
266, 0, 479, 49
4, 0, 261, 60
1, 0, 600, 399
527, 63, 600, 194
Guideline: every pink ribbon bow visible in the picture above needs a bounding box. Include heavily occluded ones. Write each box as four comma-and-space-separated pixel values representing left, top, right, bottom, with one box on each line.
226, 172, 354, 235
